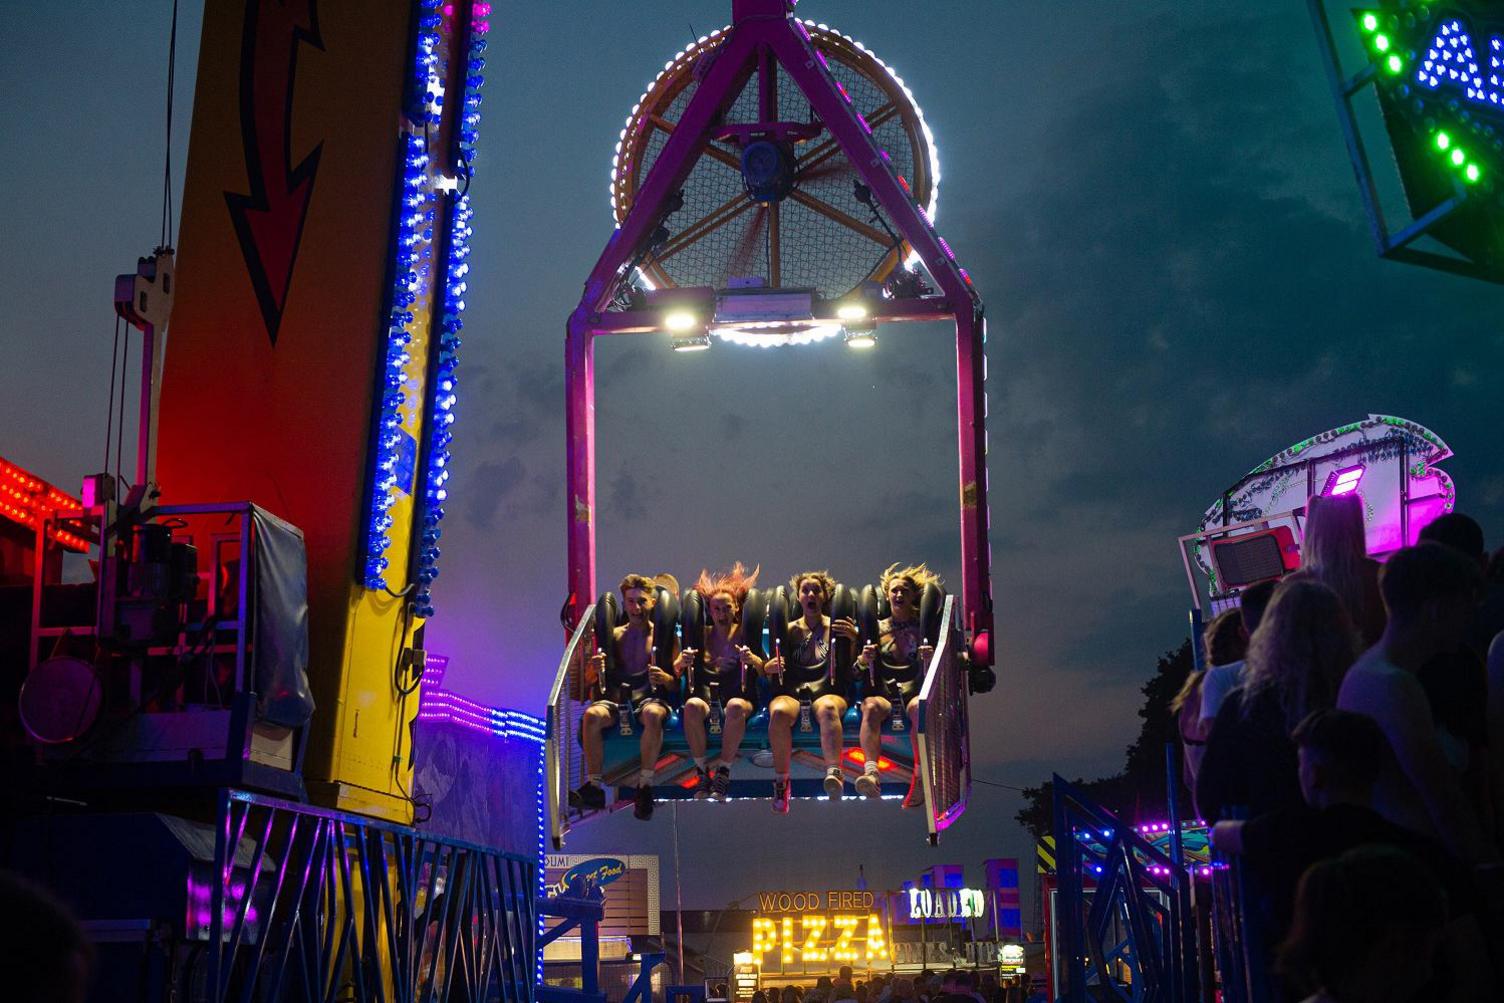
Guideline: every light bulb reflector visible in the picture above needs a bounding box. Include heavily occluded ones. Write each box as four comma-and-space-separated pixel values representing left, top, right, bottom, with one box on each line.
671, 333, 711, 352
844, 330, 877, 350
664, 309, 699, 332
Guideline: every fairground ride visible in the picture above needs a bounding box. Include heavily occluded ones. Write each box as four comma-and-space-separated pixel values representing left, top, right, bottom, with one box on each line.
544, 0, 997, 848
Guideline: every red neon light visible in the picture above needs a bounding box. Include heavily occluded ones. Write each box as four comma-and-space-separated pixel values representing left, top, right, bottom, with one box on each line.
0, 455, 89, 553
843, 749, 896, 772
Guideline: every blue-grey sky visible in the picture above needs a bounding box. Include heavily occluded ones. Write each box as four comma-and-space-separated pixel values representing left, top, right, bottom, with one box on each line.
4, 2, 1503, 917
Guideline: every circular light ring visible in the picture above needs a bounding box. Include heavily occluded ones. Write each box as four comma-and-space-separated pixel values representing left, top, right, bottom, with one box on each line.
609, 20, 939, 290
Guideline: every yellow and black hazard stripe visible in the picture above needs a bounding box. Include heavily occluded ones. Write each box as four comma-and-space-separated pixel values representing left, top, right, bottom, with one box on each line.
1036, 835, 1055, 874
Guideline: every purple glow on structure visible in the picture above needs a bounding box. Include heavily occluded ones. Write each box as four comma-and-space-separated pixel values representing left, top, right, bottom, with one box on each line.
419, 675, 546, 744
1324, 463, 1366, 496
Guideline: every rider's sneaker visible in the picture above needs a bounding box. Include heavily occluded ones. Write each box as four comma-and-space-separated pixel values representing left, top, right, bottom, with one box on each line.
574, 783, 606, 810
633, 784, 655, 820
772, 777, 790, 814
855, 770, 881, 799
823, 768, 845, 800
692, 767, 713, 800
902, 777, 926, 810
711, 766, 732, 800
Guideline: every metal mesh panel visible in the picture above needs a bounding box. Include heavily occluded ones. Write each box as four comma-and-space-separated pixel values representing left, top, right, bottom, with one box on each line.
548, 607, 596, 847
626, 31, 922, 297
916, 595, 970, 841
203, 789, 538, 1002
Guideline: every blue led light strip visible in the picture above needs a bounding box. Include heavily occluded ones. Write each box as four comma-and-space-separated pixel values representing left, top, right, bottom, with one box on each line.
363, 1, 444, 590
413, 4, 488, 617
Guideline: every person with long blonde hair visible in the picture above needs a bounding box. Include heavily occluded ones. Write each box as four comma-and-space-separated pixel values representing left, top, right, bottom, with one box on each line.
1302, 493, 1385, 645
855, 562, 940, 807
1196, 579, 1357, 821
682, 563, 764, 799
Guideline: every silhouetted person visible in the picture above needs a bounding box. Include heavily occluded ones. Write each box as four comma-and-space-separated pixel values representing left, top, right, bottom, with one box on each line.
0, 871, 92, 1003
1198, 579, 1356, 822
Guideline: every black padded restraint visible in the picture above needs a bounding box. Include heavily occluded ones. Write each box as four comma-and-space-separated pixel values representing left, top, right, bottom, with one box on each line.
920, 582, 945, 646
651, 585, 680, 675
741, 587, 768, 660
857, 584, 881, 647
830, 583, 857, 677
680, 589, 707, 685
767, 585, 791, 659
594, 592, 621, 680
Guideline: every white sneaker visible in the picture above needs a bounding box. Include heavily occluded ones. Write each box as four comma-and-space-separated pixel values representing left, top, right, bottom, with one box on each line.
823, 769, 844, 799
855, 770, 881, 798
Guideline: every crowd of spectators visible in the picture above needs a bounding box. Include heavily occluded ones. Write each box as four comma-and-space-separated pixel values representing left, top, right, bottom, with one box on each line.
1179, 498, 1504, 1002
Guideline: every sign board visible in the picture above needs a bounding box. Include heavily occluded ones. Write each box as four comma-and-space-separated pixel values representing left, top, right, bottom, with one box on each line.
751, 888, 889, 972
907, 886, 986, 921
545, 853, 659, 938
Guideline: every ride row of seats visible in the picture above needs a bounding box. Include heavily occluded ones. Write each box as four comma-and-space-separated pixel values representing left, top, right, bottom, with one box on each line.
589, 580, 946, 739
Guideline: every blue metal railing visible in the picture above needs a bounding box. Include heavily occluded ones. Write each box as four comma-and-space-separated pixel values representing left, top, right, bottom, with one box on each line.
1051, 777, 1198, 1003
205, 788, 537, 1002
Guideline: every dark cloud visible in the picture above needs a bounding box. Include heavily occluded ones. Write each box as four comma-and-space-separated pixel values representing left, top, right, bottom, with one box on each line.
607, 467, 648, 520
719, 411, 747, 441
463, 457, 526, 529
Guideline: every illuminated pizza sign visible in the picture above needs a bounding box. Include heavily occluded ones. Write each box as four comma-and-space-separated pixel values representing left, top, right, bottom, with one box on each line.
751, 890, 889, 967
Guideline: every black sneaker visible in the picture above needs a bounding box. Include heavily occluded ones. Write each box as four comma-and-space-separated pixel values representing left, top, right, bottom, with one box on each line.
710, 766, 731, 800
693, 767, 713, 800
633, 784, 655, 820
574, 783, 606, 810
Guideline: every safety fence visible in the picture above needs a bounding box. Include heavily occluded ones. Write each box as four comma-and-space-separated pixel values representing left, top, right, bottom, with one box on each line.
916, 595, 970, 843
547, 605, 597, 848
202, 788, 538, 1002
1051, 778, 1198, 1003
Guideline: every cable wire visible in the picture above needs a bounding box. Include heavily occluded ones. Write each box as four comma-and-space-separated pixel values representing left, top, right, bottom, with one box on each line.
160, 0, 179, 248
104, 315, 122, 478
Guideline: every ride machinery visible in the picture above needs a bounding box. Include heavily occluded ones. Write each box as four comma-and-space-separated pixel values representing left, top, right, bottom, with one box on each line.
8, 3, 541, 1000
545, 0, 996, 847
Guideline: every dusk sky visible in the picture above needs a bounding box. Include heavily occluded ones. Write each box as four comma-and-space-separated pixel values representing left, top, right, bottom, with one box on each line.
4, 2, 1503, 919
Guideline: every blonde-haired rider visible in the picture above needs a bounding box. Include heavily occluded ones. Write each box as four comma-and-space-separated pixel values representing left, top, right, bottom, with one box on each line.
856, 563, 939, 808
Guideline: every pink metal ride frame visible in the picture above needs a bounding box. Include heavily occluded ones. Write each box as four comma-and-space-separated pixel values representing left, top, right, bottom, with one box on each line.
564, 0, 994, 660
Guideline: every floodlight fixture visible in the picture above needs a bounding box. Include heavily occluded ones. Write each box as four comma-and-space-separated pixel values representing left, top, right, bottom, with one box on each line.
664, 309, 700, 332
836, 301, 869, 322
1323, 463, 1365, 496
843, 325, 877, 349
671, 332, 712, 352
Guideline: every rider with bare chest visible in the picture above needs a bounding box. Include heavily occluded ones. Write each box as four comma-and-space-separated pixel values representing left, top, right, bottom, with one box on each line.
576, 574, 688, 821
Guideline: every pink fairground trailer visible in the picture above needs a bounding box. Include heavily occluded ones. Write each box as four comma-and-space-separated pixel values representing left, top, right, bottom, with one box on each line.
546, 0, 995, 845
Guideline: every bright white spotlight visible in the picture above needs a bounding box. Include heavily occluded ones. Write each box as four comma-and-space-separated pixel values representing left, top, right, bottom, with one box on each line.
844, 328, 877, 349
664, 309, 699, 332
671, 333, 711, 352
836, 302, 869, 322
